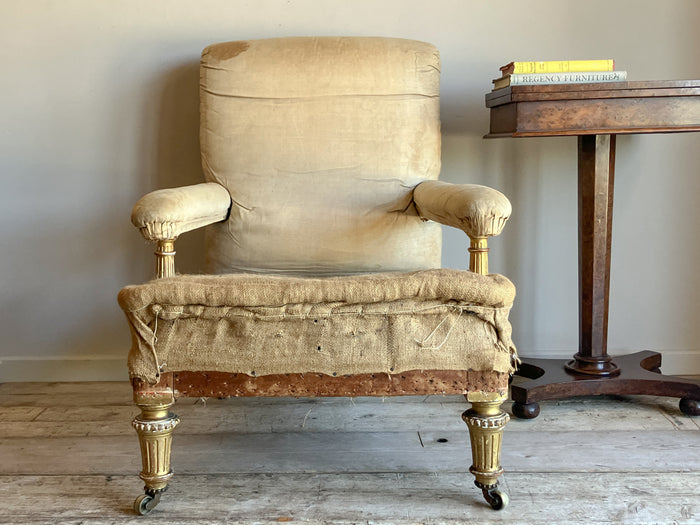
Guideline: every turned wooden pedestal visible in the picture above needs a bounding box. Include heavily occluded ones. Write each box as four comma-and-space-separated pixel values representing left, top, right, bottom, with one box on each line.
485, 80, 700, 418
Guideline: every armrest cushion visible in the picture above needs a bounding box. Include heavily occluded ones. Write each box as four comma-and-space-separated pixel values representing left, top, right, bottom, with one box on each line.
131, 183, 231, 241
413, 180, 511, 238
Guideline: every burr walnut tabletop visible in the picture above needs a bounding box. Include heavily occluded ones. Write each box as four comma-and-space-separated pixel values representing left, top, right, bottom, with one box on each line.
485, 80, 700, 418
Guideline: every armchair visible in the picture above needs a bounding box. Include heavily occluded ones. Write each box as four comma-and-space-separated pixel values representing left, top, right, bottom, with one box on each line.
119, 37, 516, 515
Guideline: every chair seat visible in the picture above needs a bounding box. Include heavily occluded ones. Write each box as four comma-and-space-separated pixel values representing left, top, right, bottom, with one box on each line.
119, 269, 516, 383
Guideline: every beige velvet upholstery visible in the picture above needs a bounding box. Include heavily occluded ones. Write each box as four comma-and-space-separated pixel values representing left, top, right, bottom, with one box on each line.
132, 182, 231, 241
414, 180, 512, 238
200, 37, 442, 275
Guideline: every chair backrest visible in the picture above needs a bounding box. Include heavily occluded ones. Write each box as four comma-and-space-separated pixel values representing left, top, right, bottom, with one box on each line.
200, 37, 442, 275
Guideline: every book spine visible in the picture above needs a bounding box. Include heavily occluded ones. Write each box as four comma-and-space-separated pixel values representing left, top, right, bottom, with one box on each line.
513, 59, 614, 74
509, 71, 627, 85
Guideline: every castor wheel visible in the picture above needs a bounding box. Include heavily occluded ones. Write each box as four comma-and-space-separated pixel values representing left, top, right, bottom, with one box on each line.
134, 491, 163, 515
512, 401, 540, 419
482, 487, 509, 510
475, 481, 508, 510
679, 397, 700, 416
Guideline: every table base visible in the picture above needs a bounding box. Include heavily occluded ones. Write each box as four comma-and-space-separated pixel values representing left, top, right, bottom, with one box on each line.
511, 351, 700, 419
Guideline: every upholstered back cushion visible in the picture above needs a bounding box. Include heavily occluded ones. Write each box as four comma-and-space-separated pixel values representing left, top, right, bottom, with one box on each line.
199, 37, 442, 275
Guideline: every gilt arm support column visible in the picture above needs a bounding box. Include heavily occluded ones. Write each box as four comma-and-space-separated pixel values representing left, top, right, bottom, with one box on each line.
155, 239, 177, 279
468, 237, 489, 275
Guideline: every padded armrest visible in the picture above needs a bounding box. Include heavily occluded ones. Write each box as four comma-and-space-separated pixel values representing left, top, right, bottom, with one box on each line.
131, 183, 231, 241
413, 180, 511, 238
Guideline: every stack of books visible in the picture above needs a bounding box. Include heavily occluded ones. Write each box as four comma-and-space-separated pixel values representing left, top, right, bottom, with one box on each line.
492, 59, 627, 90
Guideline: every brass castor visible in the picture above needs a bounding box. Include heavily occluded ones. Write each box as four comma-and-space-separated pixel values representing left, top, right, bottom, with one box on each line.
134, 488, 165, 515
481, 484, 509, 510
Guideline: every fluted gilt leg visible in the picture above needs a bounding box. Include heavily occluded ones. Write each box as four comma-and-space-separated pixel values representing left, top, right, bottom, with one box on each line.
463, 392, 509, 510
132, 401, 179, 515
132, 403, 179, 514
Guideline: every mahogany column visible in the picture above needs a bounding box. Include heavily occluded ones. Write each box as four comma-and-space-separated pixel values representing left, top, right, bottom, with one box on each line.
484, 80, 700, 419
568, 134, 618, 377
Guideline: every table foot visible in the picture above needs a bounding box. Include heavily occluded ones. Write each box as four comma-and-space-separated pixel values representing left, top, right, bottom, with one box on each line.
511, 401, 540, 419
511, 351, 700, 419
679, 398, 700, 416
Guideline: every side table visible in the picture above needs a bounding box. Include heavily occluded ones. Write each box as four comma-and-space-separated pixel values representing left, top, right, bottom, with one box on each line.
485, 80, 700, 418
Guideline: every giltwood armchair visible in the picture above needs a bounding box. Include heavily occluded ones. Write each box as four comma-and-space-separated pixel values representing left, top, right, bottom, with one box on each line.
119, 37, 516, 515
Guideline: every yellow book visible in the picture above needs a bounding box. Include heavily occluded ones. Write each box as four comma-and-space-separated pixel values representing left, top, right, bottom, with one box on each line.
500, 59, 615, 75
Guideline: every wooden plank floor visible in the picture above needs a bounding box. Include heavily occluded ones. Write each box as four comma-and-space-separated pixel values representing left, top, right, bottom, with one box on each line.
0, 381, 698, 524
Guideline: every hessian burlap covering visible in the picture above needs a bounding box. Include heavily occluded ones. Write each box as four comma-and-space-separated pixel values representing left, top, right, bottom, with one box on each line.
119, 269, 516, 383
